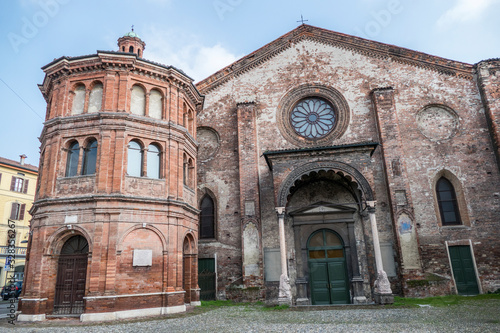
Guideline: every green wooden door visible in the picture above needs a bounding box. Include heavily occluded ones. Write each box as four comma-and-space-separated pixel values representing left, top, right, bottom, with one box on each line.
449, 246, 479, 295
328, 261, 350, 304
198, 258, 216, 300
310, 262, 331, 305
308, 229, 350, 305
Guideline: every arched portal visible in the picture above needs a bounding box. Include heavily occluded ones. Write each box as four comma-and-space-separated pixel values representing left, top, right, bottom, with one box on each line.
284, 165, 370, 305
53, 235, 89, 315
307, 229, 350, 305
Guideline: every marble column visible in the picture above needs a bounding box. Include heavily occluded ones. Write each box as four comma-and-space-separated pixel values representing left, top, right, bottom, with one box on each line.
276, 207, 291, 304
366, 201, 394, 304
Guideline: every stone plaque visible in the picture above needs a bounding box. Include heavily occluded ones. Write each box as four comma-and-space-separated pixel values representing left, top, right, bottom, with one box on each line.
245, 200, 255, 216
133, 249, 152, 266
395, 190, 407, 206
264, 248, 281, 282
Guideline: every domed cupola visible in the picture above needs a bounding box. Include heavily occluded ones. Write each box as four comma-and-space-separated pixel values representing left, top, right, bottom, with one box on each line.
117, 26, 146, 57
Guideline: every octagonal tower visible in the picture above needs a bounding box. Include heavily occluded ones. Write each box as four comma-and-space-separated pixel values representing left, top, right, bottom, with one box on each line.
19, 31, 203, 322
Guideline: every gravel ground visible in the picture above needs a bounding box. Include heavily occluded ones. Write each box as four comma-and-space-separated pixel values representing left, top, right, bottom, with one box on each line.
2, 300, 499, 332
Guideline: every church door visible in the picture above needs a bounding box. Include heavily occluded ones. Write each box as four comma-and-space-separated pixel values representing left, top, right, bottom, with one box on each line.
54, 235, 88, 315
449, 246, 479, 295
308, 229, 350, 305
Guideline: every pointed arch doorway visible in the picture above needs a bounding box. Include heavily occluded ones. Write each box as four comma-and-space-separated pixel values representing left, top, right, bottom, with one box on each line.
308, 229, 350, 305
53, 235, 89, 315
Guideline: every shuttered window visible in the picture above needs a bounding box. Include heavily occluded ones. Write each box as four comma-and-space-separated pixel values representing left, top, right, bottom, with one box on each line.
10, 203, 26, 220
10, 176, 28, 193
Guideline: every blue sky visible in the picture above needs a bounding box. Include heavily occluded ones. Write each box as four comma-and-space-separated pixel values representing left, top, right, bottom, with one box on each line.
1, 0, 499, 166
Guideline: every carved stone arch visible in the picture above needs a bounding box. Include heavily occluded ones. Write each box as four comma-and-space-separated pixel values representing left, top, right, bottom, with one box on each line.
431, 169, 470, 226
117, 224, 168, 253
45, 226, 93, 256
278, 161, 374, 207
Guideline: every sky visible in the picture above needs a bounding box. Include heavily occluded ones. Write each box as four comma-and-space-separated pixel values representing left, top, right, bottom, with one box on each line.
1, 0, 499, 167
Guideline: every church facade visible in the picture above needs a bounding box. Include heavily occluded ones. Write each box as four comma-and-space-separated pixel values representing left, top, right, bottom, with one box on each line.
195, 25, 500, 305
18, 24, 500, 321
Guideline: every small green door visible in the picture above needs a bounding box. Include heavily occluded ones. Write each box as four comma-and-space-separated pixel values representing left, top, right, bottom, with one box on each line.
449, 246, 479, 295
308, 229, 350, 305
198, 258, 216, 300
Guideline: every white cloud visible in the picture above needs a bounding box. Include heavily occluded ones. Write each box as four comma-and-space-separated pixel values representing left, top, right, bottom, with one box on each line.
437, 0, 500, 28
144, 27, 242, 82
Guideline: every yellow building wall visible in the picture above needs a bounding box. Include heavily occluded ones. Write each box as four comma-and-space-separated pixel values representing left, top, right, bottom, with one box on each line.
0, 161, 37, 286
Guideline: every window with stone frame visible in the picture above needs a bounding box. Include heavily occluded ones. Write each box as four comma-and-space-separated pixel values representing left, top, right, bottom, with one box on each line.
10, 202, 26, 220
200, 195, 215, 239
10, 175, 28, 193
436, 177, 461, 225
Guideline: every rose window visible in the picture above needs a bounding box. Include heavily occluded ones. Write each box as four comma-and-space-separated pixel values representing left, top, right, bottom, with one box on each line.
290, 98, 336, 139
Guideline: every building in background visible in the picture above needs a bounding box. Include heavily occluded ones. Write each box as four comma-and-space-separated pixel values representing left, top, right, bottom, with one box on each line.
0, 155, 38, 288
18, 30, 203, 322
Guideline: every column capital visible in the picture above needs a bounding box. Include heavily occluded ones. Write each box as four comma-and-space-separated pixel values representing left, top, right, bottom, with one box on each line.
275, 207, 286, 216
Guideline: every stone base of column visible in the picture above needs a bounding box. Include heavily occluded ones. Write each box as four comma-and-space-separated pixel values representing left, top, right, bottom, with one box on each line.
278, 274, 292, 305
374, 292, 394, 304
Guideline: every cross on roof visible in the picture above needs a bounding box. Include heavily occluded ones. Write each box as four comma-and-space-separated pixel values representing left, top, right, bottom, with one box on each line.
297, 15, 308, 25
131, 25, 134, 32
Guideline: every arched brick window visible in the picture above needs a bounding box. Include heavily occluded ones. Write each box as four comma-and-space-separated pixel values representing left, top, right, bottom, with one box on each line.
131, 85, 146, 116
65, 141, 80, 177
82, 139, 98, 175
127, 140, 143, 177
88, 83, 103, 113
71, 84, 85, 115
149, 90, 163, 119
436, 177, 461, 225
147, 144, 161, 179
200, 195, 215, 239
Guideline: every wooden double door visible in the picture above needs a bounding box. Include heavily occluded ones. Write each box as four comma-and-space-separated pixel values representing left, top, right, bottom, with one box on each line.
54, 235, 88, 315
308, 229, 350, 305
449, 246, 479, 295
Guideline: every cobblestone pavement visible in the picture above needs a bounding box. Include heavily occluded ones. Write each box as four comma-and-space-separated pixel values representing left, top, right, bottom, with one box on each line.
2, 300, 499, 332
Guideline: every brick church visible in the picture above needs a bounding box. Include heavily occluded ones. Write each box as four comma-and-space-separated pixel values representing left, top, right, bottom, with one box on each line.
19, 25, 500, 321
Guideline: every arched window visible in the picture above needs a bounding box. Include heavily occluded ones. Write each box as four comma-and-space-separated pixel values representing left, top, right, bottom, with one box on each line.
127, 140, 143, 177
131, 85, 146, 116
200, 195, 215, 239
66, 141, 80, 177
147, 144, 161, 179
82, 139, 98, 175
88, 83, 103, 113
71, 84, 85, 115
436, 177, 461, 225
183, 154, 188, 185
129, 46, 134, 53
149, 90, 162, 119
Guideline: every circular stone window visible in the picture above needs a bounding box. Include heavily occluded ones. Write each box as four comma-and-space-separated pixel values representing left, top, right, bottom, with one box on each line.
290, 98, 336, 139
277, 85, 350, 146
416, 105, 459, 141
